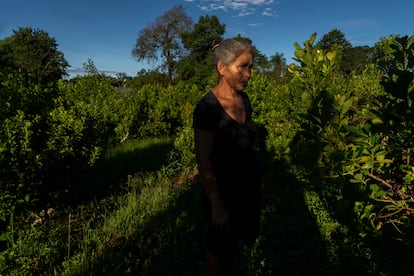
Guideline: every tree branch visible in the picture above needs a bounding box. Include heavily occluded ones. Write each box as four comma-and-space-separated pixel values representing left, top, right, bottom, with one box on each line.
367, 173, 393, 189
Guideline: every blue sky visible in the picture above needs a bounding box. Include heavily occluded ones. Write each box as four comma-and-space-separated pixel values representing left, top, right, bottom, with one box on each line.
1, 0, 413, 77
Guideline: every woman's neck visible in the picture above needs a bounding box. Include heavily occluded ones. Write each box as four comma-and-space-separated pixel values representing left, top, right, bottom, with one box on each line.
211, 82, 239, 99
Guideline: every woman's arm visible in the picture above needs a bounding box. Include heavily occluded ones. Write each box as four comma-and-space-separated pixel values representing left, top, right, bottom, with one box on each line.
194, 129, 228, 231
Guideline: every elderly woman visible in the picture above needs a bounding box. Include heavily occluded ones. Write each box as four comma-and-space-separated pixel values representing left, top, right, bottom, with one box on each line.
193, 38, 265, 275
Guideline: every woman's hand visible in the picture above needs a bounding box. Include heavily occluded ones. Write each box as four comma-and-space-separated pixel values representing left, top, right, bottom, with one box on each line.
211, 204, 229, 232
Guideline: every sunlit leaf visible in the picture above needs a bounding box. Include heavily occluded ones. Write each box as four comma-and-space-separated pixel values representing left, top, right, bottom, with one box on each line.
341, 98, 353, 115
371, 117, 383, 124
326, 51, 336, 61
344, 125, 368, 137
360, 156, 372, 163
295, 49, 304, 58
363, 162, 374, 169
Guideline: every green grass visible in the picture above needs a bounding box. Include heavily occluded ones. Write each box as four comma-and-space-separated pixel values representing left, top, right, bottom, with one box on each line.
63, 171, 205, 275
71, 136, 175, 201
3, 137, 414, 275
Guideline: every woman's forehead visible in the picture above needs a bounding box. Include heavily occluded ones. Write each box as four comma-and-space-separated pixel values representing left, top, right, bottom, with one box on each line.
234, 51, 254, 63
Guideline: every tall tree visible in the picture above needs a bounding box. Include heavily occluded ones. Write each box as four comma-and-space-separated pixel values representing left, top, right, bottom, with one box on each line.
317, 28, 352, 50
373, 34, 414, 76
0, 27, 68, 83
342, 46, 373, 75
83, 58, 99, 75
318, 28, 373, 75
132, 5, 192, 82
268, 52, 287, 82
178, 14, 225, 86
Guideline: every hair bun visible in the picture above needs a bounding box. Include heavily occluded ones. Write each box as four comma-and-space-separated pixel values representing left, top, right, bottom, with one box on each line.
211, 38, 221, 51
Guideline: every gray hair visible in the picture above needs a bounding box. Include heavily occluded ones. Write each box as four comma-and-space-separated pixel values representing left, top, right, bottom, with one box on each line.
212, 39, 256, 66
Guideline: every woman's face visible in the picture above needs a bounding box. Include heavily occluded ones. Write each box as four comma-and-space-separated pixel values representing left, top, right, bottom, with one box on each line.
221, 50, 254, 92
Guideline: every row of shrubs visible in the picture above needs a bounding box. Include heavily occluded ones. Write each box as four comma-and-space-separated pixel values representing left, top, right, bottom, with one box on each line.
1, 33, 413, 269
0, 72, 203, 221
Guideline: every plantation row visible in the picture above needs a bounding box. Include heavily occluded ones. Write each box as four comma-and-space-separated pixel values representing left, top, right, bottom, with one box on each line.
0, 73, 202, 219
1, 33, 414, 274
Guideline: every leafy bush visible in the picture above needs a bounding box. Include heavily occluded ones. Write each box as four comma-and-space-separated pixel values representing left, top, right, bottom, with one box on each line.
2, 31, 414, 275
288, 33, 414, 240
0, 75, 136, 219
247, 72, 302, 160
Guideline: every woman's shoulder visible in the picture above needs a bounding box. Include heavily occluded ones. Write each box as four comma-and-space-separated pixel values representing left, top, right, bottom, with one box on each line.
197, 91, 218, 106
193, 91, 220, 130
200, 90, 215, 101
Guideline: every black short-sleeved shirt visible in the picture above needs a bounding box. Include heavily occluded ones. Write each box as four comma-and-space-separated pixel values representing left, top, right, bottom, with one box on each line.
193, 91, 262, 212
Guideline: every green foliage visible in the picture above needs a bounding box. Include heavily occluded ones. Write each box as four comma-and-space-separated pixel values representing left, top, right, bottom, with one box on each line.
290, 33, 339, 122
0, 66, 205, 221
286, 36, 362, 255
288, 33, 347, 174
289, 32, 414, 239
355, 34, 414, 235
0, 27, 68, 83
341, 46, 374, 75
59, 75, 133, 144
317, 28, 352, 50
0, 74, 136, 219
266, 52, 288, 82
246, 72, 301, 160
317, 29, 374, 75
129, 81, 202, 138
0, 211, 68, 275
178, 14, 225, 88
0, 72, 59, 218
0, 111, 42, 220
132, 5, 192, 82
3, 25, 414, 275
126, 69, 170, 90
60, 169, 204, 275
0, 137, 174, 275
0, 72, 60, 119
82, 58, 99, 75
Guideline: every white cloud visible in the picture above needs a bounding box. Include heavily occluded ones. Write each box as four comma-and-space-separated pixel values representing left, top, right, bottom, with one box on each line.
248, 22, 263, 27
195, 0, 278, 17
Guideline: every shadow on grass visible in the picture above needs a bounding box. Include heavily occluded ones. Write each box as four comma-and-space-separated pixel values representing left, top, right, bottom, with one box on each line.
63, 146, 331, 275
283, 129, 414, 275
68, 137, 174, 203
66, 178, 208, 275
64, 160, 329, 275
63, 134, 414, 275
255, 159, 330, 275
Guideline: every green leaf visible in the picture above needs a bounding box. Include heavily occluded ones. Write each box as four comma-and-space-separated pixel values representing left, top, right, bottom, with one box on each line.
375, 151, 387, 162
341, 98, 353, 115
309, 32, 317, 45
371, 117, 383, 124
295, 49, 305, 58
301, 91, 313, 109
0, 232, 11, 242
384, 204, 400, 211
360, 156, 372, 163
370, 184, 379, 194
376, 190, 387, 198
326, 51, 336, 61
344, 125, 368, 137
363, 162, 374, 169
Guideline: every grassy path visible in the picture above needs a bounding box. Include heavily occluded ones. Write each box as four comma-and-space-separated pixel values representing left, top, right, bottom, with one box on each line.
4, 137, 413, 275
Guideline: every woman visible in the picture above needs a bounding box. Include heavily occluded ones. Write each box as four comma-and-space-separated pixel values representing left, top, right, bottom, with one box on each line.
193, 38, 264, 275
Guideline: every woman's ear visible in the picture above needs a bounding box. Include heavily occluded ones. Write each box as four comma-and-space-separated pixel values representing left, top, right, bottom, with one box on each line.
217, 60, 226, 76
